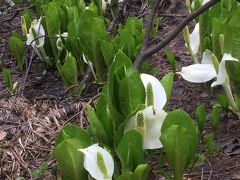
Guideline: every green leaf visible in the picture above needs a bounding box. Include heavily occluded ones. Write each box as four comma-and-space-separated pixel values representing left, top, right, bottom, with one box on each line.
101, 40, 115, 67
164, 49, 177, 72
204, 133, 220, 156
195, 103, 207, 132
8, 35, 25, 70
161, 109, 198, 137
225, 61, 240, 95
55, 124, 92, 146
108, 51, 145, 129
160, 125, 198, 180
116, 130, 144, 172
42, 2, 61, 59
119, 67, 145, 116
78, 10, 109, 82
32, 162, 48, 178
2, 68, 13, 92
95, 84, 113, 143
53, 139, 91, 180
210, 106, 221, 129
87, 105, 110, 145
56, 52, 78, 87
116, 164, 151, 180
160, 72, 174, 101
216, 93, 229, 109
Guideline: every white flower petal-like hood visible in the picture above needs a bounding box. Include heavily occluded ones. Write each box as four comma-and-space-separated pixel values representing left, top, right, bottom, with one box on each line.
140, 73, 167, 110
189, 23, 200, 54
125, 106, 167, 149
79, 144, 114, 180
211, 53, 239, 87
26, 17, 45, 48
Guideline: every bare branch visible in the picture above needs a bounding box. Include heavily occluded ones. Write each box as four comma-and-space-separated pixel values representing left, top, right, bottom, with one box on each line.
134, 0, 220, 70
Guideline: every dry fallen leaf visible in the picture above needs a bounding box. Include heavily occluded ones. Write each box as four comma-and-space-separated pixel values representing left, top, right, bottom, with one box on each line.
0, 130, 7, 141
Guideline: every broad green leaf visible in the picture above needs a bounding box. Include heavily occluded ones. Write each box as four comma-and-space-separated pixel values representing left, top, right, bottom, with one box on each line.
56, 52, 78, 87
116, 164, 151, 180
55, 124, 92, 146
216, 93, 229, 109
195, 103, 207, 132
2, 68, 13, 92
53, 138, 91, 180
116, 130, 144, 172
161, 109, 198, 137
101, 40, 115, 67
42, 2, 60, 59
225, 61, 240, 95
119, 67, 145, 116
8, 36, 25, 70
108, 51, 142, 129
160, 125, 198, 180
78, 10, 109, 82
87, 105, 110, 145
112, 17, 144, 60
95, 84, 113, 142
160, 72, 174, 101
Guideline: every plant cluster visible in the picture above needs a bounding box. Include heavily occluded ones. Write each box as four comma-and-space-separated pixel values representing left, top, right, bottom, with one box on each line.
2, 0, 240, 179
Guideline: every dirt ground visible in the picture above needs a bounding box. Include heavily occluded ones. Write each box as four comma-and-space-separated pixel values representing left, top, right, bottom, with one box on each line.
1, 0, 240, 179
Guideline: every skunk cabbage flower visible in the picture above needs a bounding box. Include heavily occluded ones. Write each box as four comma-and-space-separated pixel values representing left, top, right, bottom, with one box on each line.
26, 17, 45, 48
178, 50, 238, 87
202, 0, 210, 5
189, 23, 200, 55
102, 0, 111, 12
5, 0, 15, 7
56, 32, 68, 51
79, 144, 114, 180
140, 74, 167, 109
125, 74, 167, 149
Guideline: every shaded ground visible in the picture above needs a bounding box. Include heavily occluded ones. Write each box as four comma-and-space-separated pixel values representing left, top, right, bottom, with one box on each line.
1, 0, 240, 179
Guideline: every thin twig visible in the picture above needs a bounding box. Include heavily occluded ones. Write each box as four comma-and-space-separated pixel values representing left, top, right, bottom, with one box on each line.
141, 0, 163, 52
134, 0, 220, 70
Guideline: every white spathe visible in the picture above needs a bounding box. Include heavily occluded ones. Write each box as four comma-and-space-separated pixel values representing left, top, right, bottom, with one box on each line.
189, 23, 200, 54
202, 0, 210, 5
180, 64, 217, 83
178, 50, 239, 87
211, 53, 239, 87
140, 73, 167, 110
126, 106, 167, 149
79, 144, 114, 180
26, 17, 45, 48
56, 32, 68, 51
125, 74, 168, 150
102, 0, 111, 12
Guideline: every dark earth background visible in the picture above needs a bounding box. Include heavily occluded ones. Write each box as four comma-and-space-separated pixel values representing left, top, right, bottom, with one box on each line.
0, 0, 240, 179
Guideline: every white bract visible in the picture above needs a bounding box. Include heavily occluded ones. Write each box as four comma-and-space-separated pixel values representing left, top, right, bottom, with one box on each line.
102, 0, 111, 12
189, 23, 200, 55
26, 17, 45, 48
26, 17, 49, 61
79, 144, 114, 180
5, 0, 15, 7
178, 50, 238, 87
125, 74, 167, 150
56, 32, 68, 51
178, 50, 239, 113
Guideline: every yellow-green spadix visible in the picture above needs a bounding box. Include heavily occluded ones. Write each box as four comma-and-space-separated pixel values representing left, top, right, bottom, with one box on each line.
79, 144, 114, 180
125, 74, 167, 150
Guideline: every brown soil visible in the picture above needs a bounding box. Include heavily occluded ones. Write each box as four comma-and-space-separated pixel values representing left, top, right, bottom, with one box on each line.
0, 0, 240, 180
